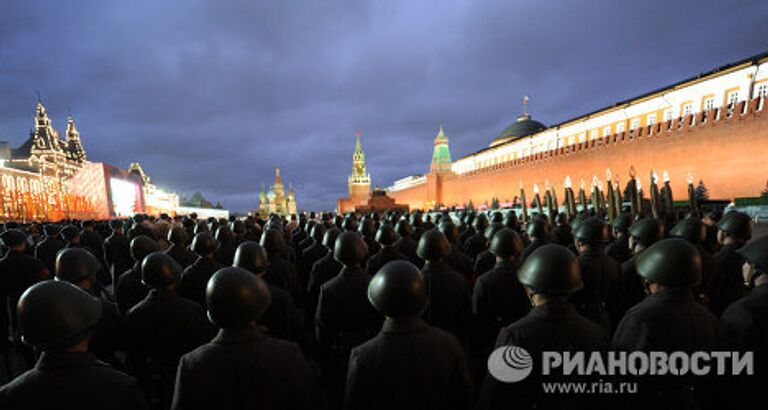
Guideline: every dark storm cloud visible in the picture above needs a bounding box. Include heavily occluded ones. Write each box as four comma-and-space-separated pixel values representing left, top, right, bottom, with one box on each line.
1, 0, 767, 211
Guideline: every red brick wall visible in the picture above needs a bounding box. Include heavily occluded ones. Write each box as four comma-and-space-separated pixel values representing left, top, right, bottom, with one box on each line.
390, 99, 768, 210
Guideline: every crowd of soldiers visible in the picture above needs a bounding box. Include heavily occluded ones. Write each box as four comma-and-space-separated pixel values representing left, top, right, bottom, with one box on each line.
0, 207, 765, 409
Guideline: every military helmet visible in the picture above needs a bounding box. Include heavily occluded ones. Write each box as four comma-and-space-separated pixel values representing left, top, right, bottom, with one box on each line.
342, 215, 358, 232
18, 280, 102, 349
167, 226, 190, 246
358, 218, 377, 238
473, 214, 489, 231
109, 219, 124, 230
334, 231, 368, 267
628, 218, 664, 247
193, 221, 210, 234
395, 219, 413, 237
207, 267, 271, 328
55, 248, 101, 283
573, 217, 610, 244
233, 241, 269, 274
60, 225, 81, 242
716, 211, 753, 240
322, 227, 342, 250
141, 252, 182, 288
310, 223, 326, 242
260, 228, 285, 255
439, 221, 460, 244
612, 213, 633, 231
375, 224, 398, 247
215, 225, 234, 244
484, 222, 505, 242
1, 229, 27, 248
230, 220, 246, 235
43, 224, 60, 237
670, 217, 706, 244
304, 220, 317, 235
517, 244, 582, 295
526, 218, 550, 239
410, 212, 423, 228
636, 238, 702, 288
416, 229, 451, 261
503, 212, 520, 230
368, 260, 426, 318
489, 228, 524, 258
130, 235, 161, 263
191, 232, 218, 256
738, 235, 768, 273
491, 211, 504, 224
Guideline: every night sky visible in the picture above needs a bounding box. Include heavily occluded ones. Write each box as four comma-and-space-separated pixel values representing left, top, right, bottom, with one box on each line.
1, 0, 767, 212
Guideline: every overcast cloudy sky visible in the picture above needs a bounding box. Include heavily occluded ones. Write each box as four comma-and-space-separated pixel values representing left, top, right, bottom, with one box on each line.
1, 0, 766, 211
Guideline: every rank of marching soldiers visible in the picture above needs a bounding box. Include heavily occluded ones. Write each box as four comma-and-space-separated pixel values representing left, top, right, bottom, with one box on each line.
488, 345, 754, 383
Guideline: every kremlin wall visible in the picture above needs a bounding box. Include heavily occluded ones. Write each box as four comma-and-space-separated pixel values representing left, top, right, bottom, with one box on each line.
385, 52, 768, 211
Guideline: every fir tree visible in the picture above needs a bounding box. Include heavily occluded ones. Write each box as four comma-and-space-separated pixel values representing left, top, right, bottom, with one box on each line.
695, 180, 710, 202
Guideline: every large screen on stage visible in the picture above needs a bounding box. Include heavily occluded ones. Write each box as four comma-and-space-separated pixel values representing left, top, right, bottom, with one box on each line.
109, 177, 141, 217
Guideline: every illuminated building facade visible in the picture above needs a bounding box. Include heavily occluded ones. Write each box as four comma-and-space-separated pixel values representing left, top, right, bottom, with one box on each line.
0, 101, 184, 221
387, 52, 768, 210
258, 167, 297, 217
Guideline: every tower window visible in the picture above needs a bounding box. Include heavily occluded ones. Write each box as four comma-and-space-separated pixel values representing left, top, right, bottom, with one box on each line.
647, 113, 657, 125
630, 118, 641, 130
757, 83, 768, 98
682, 104, 693, 117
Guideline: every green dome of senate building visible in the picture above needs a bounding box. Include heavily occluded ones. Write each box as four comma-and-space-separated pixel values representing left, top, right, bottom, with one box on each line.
489, 113, 547, 147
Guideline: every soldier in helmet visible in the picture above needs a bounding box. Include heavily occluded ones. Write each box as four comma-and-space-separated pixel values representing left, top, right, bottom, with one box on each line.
60, 224, 82, 248
80, 220, 104, 261
719, 234, 768, 404
0, 280, 147, 409
463, 214, 490, 262
315, 231, 381, 408
358, 218, 381, 259
409, 212, 426, 242
474, 222, 505, 277
296, 220, 318, 260
708, 211, 753, 316
233, 242, 304, 347
0, 229, 50, 364
519, 218, 551, 265
179, 232, 223, 308
365, 223, 407, 277
115, 236, 161, 314
458, 212, 476, 244
440, 221, 475, 284
345, 260, 473, 409
306, 227, 343, 329
55, 248, 123, 368
171, 267, 319, 410
128, 215, 155, 241
125, 252, 213, 410
605, 213, 633, 264
613, 239, 719, 408
478, 244, 610, 410
165, 226, 197, 269
394, 219, 420, 266
570, 217, 619, 330
552, 212, 574, 247
418, 229, 470, 342
104, 220, 133, 288
612, 217, 664, 326
471, 228, 529, 370
342, 215, 358, 233
213, 225, 237, 266
34, 224, 64, 276
260, 228, 300, 303
299, 223, 327, 291
670, 217, 717, 304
